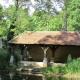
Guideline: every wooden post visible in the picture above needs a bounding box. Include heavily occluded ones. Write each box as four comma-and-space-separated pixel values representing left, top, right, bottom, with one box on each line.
11, 46, 15, 55
41, 47, 49, 67
50, 46, 55, 63
19, 45, 25, 61
20, 48, 23, 60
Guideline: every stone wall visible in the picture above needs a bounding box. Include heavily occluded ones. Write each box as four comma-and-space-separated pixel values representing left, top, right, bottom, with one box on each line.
54, 46, 80, 63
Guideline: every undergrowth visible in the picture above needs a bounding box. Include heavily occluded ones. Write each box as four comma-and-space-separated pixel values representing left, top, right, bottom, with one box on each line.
43, 55, 80, 75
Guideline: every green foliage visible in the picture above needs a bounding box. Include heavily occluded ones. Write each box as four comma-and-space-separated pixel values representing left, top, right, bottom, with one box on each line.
15, 8, 30, 35
67, 0, 80, 31
13, 53, 20, 65
66, 54, 72, 63
0, 6, 16, 39
0, 48, 10, 69
4, 6, 17, 40
4, 5, 16, 22
31, 9, 61, 31
65, 57, 80, 75
0, 4, 3, 19
43, 65, 66, 75
43, 55, 80, 75
0, 4, 6, 38
0, 48, 20, 69
9, 55, 20, 68
1, 0, 80, 40
4, 5, 30, 37
58, 0, 80, 31
49, 16, 62, 30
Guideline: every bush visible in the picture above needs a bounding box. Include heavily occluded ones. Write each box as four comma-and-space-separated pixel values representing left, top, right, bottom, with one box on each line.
13, 53, 20, 66
43, 54, 80, 75
0, 47, 20, 69
67, 54, 72, 63
65, 55, 80, 74
0, 51, 10, 69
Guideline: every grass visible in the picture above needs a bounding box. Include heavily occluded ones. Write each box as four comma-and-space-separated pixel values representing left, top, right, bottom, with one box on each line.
43, 55, 80, 76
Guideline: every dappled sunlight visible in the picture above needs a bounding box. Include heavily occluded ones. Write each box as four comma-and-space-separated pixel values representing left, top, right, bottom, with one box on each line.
38, 31, 80, 45
8, 31, 80, 45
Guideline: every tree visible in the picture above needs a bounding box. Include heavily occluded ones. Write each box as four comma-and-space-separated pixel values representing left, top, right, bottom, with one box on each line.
30, 9, 62, 31
58, 0, 71, 31
14, 0, 64, 14
34, 0, 63, 14
2, 0, 68, 40
0, 4, 6, 37
49, 14, 62, 30
5, 5, 17, 41
67, 0, 80, 31
4, 2, 30, 37
15, 8, 30, 34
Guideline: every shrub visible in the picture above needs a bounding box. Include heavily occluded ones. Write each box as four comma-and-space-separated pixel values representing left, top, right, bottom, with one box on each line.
65, 55, 80, 74
13, 53, 20, 66
0, 51, 10, 69
43, 54, 80, 75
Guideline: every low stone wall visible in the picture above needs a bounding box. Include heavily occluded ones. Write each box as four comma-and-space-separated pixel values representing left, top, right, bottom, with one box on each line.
27, 45, 52, 62
54, 46, 80, 63
19, 61, 43, 67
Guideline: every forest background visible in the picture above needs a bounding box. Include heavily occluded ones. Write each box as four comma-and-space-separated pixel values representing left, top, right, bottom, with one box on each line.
0, 0, 80, 42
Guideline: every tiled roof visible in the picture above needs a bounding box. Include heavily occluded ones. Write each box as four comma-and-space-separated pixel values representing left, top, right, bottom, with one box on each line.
8, 31, 80, 45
